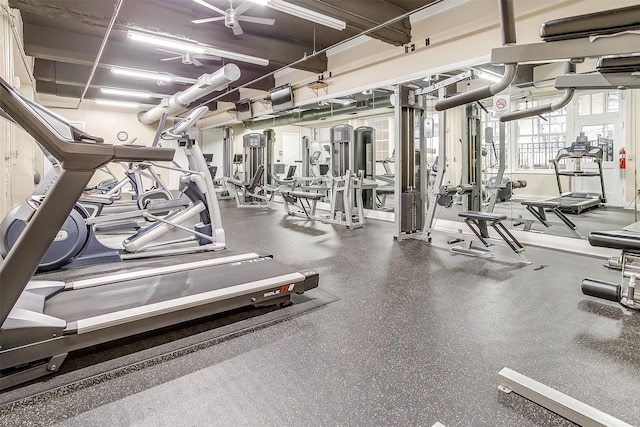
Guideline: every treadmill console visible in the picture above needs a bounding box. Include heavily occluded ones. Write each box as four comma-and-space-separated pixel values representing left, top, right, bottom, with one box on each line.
568, 142, 590, 157
556, 141, 603, 160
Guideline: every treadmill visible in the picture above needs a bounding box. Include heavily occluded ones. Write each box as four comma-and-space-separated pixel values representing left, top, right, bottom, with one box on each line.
0, 77, 319, 390
549, 136, 606, 214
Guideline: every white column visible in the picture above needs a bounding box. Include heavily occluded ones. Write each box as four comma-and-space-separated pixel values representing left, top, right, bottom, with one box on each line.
0, 0, 15, 217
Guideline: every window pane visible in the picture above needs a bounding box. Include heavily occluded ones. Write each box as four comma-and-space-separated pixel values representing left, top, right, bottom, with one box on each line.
606, 92, 619, 113
581, 125, 603, 141
604, 123, 614, 139
516, 94, 567, 170
578, 94, 590, 116
519, 119, 533, 134
591, 92, 604, 114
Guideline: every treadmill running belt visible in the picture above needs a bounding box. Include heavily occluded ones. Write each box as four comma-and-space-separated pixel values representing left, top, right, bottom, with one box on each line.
45, 257, 295, 321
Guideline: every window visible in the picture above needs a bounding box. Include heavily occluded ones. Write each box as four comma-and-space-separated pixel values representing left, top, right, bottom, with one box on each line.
577, 91, 620, 116
514, 97, 567, 169
579, 124, 615, 161
365, 116, 394, 175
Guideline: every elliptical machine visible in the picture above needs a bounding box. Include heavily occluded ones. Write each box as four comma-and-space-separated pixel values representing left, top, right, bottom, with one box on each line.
0, 107, 225, 272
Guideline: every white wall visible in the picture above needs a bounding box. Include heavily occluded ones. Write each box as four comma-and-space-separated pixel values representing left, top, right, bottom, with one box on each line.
45, 105, 180, 188
0, 1, 37, 217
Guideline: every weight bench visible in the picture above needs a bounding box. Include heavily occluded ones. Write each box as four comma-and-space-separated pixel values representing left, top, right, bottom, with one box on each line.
520, 200, 582, 238
281, 190, 324, 219
451, 210, 529, 263
582, 230, 640, 310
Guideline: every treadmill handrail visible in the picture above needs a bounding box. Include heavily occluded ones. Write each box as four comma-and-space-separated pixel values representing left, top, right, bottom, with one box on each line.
0, 76, 175, 170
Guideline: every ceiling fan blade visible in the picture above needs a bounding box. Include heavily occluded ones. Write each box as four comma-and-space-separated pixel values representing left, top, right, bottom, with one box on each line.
232, 23, 244, 36
238, 16, 275, 25
192, 0, 226, 15
233, 1, 255, 15
192, 16, 225, 24
160, 56, 181, 61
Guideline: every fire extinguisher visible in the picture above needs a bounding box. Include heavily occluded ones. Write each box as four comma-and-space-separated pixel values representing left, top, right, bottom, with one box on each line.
619, 148, 627, 169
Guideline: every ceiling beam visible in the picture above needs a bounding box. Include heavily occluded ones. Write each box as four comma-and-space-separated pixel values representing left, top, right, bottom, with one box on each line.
14, 2, 328, 73
33, 60, 186, 94
24, 24, 277, 91
40, 59, 274, 93
294, 0, 417, 46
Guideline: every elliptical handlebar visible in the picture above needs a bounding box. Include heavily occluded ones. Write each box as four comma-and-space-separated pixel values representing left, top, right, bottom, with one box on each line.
162, 106, 208, 140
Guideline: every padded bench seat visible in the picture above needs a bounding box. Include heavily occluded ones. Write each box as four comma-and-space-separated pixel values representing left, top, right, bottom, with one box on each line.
458, 211, 507, 222
521, 200, 560, 208
540, 4, 640, 41
589, 230, 640, 252
375, 186, 395, 195
281, 190, 323, 200
597, 56, 640, 73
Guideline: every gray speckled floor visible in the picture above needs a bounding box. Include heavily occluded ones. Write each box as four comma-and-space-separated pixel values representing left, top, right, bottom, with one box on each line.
2, 199, 639, 427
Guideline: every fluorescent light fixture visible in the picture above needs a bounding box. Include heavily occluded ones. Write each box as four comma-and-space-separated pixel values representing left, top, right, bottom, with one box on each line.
100, 87, 152, 99
205, 47, 269, 66
95, 99, 142, 108
110, 67, 198, 85
327, 98, 356, 105
477, 71, 501, 83
111, 67, 173, 82
474, 67, 503, 83
126, 30, 269, 66
128, 30, 206, 54
247, 0, 346, 31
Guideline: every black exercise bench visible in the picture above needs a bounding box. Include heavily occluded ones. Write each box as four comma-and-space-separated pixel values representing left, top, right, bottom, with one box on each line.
520, 199, 578, 231
451, 211, 528, 263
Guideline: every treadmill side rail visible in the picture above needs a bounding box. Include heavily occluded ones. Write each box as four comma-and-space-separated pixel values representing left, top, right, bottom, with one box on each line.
71, 272, 308, 334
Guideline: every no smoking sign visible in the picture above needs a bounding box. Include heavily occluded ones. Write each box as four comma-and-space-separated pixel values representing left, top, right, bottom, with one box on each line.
493, 94, 510, 116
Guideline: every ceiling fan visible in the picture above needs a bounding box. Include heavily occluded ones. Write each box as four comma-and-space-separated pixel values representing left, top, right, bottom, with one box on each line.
192, 0, 275, 35
157, 48, 221, 67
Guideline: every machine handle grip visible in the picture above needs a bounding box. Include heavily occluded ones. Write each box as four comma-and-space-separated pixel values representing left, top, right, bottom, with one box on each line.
114, 145, 175, 162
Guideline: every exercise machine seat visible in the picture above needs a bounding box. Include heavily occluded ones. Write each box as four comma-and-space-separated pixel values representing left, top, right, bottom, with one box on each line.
540, 5, 640, 41
458, 211, 507, 222
597, 56, 640, 74
588, 230, 640, 252
246, 164, 265, 193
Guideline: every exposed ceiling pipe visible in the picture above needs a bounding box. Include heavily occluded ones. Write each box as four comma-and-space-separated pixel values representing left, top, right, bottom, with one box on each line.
138, 64, 241, 124
434, 0, 517, 111
245, 96, 392, 130
78, 0, 125, 108
499, 62, 576, 122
